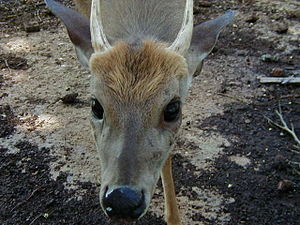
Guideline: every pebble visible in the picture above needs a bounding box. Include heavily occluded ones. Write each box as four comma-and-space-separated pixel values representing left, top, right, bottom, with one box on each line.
227, 198, 235, 204
277, 179, 294, 192
261, 54, 279, 62
285, 66, 295, 70
236, 49, 249, 56
245, 14, 259, 23
273, 23, 288, 34
271, 68, 285, 76
272, 154, 287, 170
193, 6, 201, 14
24, 24, 41, 33
40, 52, 52, 57
245, 119, 251, 124
198, 1, 212, 7
287, 9, 300, 18
60, 93, 79, 104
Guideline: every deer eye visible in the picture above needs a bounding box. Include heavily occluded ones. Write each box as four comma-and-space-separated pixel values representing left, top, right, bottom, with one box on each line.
164, 99, 181, 122
91, 98, 104, 120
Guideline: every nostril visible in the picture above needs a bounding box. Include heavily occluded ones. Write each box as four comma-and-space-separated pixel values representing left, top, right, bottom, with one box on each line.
102, 186, 145, 220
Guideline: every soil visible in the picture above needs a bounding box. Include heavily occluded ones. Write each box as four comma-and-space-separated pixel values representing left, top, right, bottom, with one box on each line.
1, 0, 300, 225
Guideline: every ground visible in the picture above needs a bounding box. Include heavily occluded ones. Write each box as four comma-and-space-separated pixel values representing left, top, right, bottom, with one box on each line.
0, 0, 300, 225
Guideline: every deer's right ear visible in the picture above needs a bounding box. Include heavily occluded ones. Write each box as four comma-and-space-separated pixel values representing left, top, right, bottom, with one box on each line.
45, 0, 93, 68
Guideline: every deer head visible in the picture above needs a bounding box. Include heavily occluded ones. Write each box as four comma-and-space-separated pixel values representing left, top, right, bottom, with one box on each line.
45, 0, 235, 223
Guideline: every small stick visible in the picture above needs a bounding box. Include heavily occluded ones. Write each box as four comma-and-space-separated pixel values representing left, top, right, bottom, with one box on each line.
36, 10, 42, 22
28, 208, 55, 225
4, 59, 12, 74
290, 149, 300, 154
215, 93, 250, 105
10, 186, 43, 212
293, 168, 300, 176
280, 94, 300, 99
259, 76, 300, 84
265, 107, 300, 146
29, 213, 43, 225
289, 161, 300, 166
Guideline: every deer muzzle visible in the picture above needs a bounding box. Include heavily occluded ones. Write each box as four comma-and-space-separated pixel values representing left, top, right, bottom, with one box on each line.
102, 186, 146, 222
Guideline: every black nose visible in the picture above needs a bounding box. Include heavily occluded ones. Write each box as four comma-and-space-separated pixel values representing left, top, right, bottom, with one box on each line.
102, 186, 146, 220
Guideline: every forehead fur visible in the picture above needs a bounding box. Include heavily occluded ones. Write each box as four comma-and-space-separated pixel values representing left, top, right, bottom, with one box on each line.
90, 41, 188, 104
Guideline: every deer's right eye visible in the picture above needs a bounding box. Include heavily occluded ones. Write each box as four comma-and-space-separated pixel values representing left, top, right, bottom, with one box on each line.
164, 99, 181, 123
91, 98, 104, 120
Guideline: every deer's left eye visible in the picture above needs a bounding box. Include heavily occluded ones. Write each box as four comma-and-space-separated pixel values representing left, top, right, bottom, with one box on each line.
91, 98, 104, 120
164, 99, 181, 122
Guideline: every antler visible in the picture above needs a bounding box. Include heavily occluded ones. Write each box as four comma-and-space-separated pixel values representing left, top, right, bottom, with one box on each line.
167, 0, 193, 56
90, 0, 111, 52
91, 0, 193, 55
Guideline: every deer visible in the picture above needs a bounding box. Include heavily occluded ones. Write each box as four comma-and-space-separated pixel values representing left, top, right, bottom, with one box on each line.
45, 0, 235, 224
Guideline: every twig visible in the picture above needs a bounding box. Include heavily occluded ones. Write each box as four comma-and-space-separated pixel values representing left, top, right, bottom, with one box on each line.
28, 213, 43, 225
259, 76, 300, 84
289, 161, 300, 166
215, 93, 250, 105
4, 59, 12, 74
36, 10, 42, 22
265, 107, 300, 146
290, 149, 300, 154
280, 94, 300, 99
28, 209, 55, 225
293, 168, 300, 176
10, 186, 44, 212
46, 97, 62, 109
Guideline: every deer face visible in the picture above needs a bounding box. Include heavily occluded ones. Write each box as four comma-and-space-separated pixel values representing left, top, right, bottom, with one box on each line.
89, 41, 189, 221
45, 0, 235, 222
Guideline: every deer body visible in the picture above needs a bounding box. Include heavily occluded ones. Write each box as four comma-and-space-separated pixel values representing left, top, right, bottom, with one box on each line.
45, 0, 235, 224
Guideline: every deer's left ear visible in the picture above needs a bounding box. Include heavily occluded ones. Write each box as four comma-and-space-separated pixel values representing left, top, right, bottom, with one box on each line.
45, 0, 93, 68
187, 10, 236, 76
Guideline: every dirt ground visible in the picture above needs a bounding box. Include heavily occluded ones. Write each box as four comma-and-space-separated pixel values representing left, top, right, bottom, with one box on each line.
1, 0, 300, 225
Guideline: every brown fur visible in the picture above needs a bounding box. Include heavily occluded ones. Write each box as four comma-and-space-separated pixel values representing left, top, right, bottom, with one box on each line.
90, 41, 188, 104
